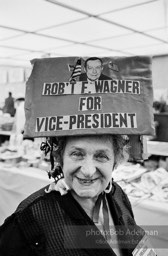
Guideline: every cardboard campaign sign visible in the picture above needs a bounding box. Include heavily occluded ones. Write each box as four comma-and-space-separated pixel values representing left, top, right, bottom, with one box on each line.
24, 56, 155, 138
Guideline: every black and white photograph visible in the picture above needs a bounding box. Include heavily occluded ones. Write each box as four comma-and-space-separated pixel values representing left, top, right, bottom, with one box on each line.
0, 1, 168, 256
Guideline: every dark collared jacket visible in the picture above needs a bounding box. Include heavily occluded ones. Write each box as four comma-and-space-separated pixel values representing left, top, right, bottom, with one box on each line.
0, 181, 144, 256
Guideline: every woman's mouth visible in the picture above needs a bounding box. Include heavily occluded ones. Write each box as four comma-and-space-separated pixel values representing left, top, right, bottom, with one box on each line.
76, 177, 99, 185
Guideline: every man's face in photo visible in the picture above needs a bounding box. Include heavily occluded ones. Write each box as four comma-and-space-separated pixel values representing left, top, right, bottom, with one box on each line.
85, 59, 103, 81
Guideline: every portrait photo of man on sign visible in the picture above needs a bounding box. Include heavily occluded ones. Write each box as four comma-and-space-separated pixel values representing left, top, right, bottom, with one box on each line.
79, 57, 112, 82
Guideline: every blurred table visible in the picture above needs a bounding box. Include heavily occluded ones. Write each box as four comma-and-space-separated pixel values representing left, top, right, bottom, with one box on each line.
147, 140, 168, 156
0, 165, 49, 225
132, 198, 168, 256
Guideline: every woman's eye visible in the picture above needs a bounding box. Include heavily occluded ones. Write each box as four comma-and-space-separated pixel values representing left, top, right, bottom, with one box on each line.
95, 153, 109, 161
71, 151, 83, 158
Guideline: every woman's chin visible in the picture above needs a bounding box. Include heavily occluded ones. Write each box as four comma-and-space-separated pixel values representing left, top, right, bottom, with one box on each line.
72, 182, 102, 198
68, 177, 106, 198
74, 189, 98, 198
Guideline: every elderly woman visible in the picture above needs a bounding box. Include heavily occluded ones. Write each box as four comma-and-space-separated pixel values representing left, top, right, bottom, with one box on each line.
0, 134, 145, 256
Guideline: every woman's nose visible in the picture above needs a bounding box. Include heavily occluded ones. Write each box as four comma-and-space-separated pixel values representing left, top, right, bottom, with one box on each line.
80, 159, 96, 177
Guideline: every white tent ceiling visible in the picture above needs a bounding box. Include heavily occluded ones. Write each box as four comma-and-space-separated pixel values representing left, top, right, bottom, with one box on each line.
0, 0, 168, 67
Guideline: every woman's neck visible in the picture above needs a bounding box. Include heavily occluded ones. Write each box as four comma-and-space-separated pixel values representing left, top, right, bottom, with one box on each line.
71, 191, 98, 219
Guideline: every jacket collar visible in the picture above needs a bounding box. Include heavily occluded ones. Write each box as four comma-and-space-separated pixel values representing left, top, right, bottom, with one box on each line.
55, 183, 144, 256
58, 186, 144, 255
106, 189, 145, 255
59, 192, 118, 256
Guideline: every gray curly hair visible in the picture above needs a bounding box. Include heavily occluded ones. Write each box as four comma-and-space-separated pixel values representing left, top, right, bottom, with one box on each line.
53, 134, 129, 169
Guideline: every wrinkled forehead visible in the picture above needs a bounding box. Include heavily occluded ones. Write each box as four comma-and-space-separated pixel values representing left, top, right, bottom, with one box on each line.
65, 135, 114, 150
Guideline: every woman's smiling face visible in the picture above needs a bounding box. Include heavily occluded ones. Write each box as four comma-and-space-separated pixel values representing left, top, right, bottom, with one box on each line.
62, 136, 115, 199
